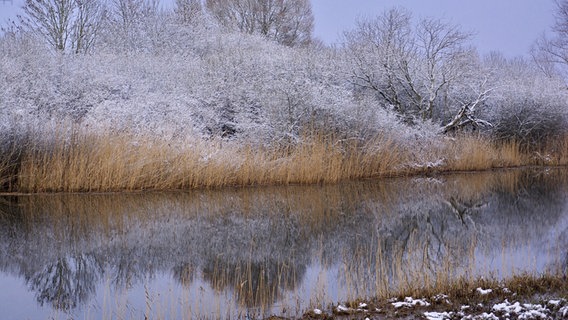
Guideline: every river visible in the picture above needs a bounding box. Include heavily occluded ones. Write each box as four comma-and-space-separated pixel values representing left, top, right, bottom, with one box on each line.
0, 169, 566, 319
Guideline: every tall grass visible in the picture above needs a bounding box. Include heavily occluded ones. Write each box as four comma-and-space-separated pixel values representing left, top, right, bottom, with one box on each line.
442, 134, 525, 170
1, 128, 567, 193
1, 128, 403, 193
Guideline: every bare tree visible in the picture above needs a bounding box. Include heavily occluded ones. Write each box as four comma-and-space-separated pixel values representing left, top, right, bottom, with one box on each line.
72, 0, 107, 53
483, 53, 568, 149
204, 0, 313, 47
439, 82, 493, 134
174, 0, 202, 24
344, 7, 486, 130
531, 37, 561, 77
104, 0, 166, 52
111, 0, 145, 29
343, 8, 416, 116
532, 0, 568, 76
415, 18, 473, 120
20, 0, 76, 51
18, 0, 106, 53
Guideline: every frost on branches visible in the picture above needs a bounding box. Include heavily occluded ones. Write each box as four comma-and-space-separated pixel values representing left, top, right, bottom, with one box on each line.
1, 2, 567, 153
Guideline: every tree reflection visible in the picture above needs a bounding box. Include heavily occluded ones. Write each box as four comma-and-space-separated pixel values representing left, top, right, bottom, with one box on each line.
26, 254, 102, 310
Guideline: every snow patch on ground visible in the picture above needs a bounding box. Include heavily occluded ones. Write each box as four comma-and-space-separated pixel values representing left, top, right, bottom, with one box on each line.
560, 305, 568, 317
548, 299, 561, 306
392, 296, 431, 308
432, 293, 451, 304
424, 311, 452, 320
427, 300, 563, 320
419, 297, 567, 320
331, 302, 372, 315
335, 304, 350, 313
492, 300, 549, 319
476, 287, 493, 295
468, 312, 500, 319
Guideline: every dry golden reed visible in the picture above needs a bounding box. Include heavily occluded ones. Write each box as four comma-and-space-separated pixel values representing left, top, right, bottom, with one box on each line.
2, 129, 568, 193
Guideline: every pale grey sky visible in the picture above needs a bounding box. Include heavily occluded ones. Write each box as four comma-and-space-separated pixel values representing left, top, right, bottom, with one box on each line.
0, 0, 557, 57
311, 0, 557, 57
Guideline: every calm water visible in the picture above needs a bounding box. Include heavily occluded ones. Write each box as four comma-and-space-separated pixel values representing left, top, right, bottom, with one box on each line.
0, 169, 567, 319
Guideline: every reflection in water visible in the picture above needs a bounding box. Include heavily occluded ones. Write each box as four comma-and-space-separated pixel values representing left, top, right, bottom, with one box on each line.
27, 255, 102, 310
0, 169, 567, 319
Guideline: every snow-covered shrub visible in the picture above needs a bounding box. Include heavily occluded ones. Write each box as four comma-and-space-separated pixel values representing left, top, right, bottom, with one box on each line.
0, 20, 413, 150
483, 54, 568, 149
492, 101, 567, 150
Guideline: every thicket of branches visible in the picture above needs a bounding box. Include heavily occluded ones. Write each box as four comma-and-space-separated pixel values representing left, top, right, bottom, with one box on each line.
1, 0, 568, 152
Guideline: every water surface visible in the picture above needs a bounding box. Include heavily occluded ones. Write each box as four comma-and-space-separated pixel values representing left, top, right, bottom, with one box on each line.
0, 169, 567, 319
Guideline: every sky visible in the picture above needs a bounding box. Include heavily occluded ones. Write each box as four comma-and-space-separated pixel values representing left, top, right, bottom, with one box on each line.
311, 0, 557, 57
0, 0, 557, 57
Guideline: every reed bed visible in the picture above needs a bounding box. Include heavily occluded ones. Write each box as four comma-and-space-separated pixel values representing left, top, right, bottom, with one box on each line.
442, 135, 524, 170
1, 128, 568, 193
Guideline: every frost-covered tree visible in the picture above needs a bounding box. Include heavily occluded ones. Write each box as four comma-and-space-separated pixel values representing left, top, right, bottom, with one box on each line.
19, 0, 106, 53
174, 0, 202, 24
106, 0, 147, 50
343, 7, 489, 132
344, 8, 415, 115
532, 0, 568, 76
415, 17, 473, 120
102, 0, 171, 52
72, 0, 107, 53
205, 0, 314, 47
19, 0, 76, 51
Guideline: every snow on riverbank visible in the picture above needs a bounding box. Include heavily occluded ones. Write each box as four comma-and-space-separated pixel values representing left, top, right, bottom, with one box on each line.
423, 299, 565, 320
304, 290, 567, 319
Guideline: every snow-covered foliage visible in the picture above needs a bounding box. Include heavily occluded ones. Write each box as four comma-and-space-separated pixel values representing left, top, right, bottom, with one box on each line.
205, 0, 314, 47
342, 8, 486, 129
1, 4, 567, 152
0, 11, 436, 151
483, 53, 568, 148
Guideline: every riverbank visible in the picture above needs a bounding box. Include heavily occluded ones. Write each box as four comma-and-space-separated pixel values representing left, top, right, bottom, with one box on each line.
294, 274, 568, 320
1, 129, 567, 193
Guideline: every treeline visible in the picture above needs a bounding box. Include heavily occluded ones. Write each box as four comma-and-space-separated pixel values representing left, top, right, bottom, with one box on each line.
11, 0, 314, 53
1, 0, 568, 191
1, 0, 567, 143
